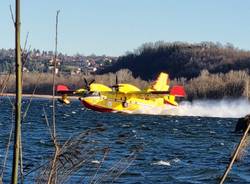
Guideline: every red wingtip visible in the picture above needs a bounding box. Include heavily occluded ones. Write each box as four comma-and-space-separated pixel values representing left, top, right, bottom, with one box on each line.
170, 85, 186, 97
56, 85, 69, 92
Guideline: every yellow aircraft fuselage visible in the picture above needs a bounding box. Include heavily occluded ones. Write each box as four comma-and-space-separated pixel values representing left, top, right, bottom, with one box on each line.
79, 93, 170, 113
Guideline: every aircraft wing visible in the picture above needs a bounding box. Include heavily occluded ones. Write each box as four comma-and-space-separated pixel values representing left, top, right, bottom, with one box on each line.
99, 89, 168, 95
130, 85, 186, 97
99, 91, 169, 98
100, 85, 185, 97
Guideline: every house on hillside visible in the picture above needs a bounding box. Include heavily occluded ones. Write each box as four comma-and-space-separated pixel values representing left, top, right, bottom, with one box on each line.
48, 58, 61, 74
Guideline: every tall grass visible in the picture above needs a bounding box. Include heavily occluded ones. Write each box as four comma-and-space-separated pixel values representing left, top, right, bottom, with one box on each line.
1, 69, 249, 99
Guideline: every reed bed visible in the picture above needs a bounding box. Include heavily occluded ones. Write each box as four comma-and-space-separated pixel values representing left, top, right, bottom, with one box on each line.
1, 69, 249, 99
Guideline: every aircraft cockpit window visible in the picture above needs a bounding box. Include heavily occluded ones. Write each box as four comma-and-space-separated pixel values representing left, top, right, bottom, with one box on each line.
92, 92, 100, 96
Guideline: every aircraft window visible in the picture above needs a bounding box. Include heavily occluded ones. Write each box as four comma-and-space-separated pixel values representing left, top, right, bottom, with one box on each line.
92, 92, 100, 96
122, 101, 128, 108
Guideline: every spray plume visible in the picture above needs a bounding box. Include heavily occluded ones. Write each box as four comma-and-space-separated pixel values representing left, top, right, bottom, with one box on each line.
132, 99, 250, 118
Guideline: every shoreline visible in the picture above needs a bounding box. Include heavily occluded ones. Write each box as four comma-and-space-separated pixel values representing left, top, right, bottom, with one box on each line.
1, 93, 249, 102
0, 93, 79, 99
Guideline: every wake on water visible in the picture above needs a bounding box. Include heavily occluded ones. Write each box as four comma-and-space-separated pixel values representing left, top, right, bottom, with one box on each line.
133, 99, 250, 118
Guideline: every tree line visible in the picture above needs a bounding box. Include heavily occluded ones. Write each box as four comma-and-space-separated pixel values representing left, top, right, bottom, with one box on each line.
97, 41, 250, 81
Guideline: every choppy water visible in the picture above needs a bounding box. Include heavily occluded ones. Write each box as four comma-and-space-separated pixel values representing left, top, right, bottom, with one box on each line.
0, 97, 250, 183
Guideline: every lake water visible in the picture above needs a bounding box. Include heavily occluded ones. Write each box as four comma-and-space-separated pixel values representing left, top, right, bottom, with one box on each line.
0, 97, 250, 183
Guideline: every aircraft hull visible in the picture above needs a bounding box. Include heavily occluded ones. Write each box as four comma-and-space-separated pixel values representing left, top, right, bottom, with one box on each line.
79, 95, 169, 113
81, 99, 115, 112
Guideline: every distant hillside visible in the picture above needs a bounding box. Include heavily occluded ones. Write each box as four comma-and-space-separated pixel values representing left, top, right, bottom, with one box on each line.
97, 41, 250, 80
0, 48, 117, 74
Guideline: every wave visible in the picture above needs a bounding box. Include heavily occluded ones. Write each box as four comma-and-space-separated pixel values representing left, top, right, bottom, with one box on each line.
151, 158, 180, 166
151, 160, 171, 166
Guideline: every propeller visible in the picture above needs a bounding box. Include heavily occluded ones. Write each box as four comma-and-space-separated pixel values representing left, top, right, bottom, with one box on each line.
116, 75, 118, 85
111, 75, 120, 92
84, 78, 95, 91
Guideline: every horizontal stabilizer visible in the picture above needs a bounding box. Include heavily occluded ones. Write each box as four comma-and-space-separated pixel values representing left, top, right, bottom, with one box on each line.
150, 91, 169, 94
170, 86, 186, 97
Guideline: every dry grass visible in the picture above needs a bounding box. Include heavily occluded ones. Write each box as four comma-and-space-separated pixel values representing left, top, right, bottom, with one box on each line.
1, 69, 250, 99
173, 70, 250, 99
0, 69, 150, 94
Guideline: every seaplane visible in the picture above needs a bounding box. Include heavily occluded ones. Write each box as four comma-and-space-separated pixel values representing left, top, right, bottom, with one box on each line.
56, 72, 186, 113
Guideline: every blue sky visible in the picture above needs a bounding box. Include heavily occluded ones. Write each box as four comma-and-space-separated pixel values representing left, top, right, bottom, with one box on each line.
1, 0, 250, 56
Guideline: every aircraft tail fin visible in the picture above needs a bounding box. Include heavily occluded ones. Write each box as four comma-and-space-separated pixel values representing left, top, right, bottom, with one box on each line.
147, 72, 170, 92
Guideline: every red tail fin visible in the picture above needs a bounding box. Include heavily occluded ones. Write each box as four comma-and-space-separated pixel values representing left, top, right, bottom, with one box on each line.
170, 86, 186, 97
